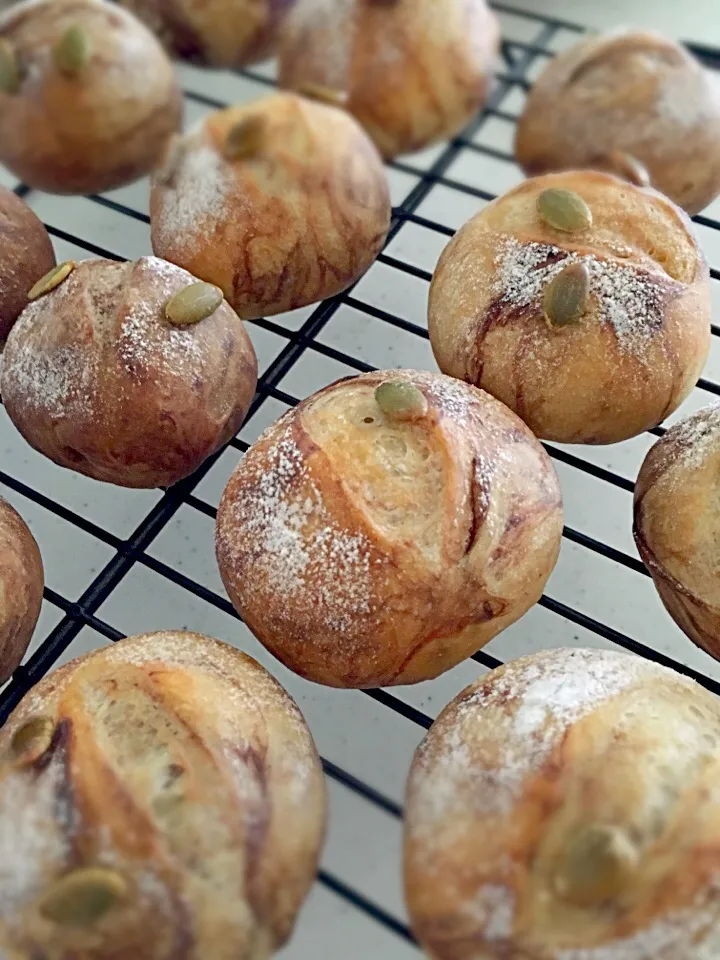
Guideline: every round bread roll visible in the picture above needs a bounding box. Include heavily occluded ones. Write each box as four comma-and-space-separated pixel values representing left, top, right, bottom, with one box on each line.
118, 0, 297, 67
278, 0, 500, 159
515, 29, 720, 215
634, 404, 720, 661
0, 186, 55, 345
215, 369, 563, 688
428, 170, 711, 444
150, 93, 391, 321
0, 497, 43, 685
0, 630, 326, 958
0, 0, 182, 194
1, 256, 258, 488
405, 646, 720, 960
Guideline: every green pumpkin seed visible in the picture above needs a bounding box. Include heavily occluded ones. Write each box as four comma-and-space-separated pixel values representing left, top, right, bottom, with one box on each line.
10, 715, 55, 766
298, 82, 348, 109
27, 261, 75, 301
537, 188, 593, 233
53, 24, 91, 76
165, 281, 223, 326
554, 824, 638, 906
375, 380, 428, 422
38, 867, 128, 926
543, 262, 590, 328
0, 39, 19, 94
224, 115, 266, 161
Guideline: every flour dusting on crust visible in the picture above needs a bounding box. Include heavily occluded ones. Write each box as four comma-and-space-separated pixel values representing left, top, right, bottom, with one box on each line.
493, 236, 676, 356
219, 415, 377, 635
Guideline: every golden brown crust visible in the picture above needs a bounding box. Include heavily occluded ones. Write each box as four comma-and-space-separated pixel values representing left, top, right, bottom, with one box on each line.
515, 29, 720, 215
215, 369, 563, 688
150, 93, 391, 321
0, 0, 182, 194
0, 186, 56, 344
0, 256, 258, 488
0, 497, 43, 685
428, 170, 711, 444
278, 0, 500, 159
634, 404, 720, 661
119, 0, 296, 67
404, 647, 720, 960
0, 630, 326, 959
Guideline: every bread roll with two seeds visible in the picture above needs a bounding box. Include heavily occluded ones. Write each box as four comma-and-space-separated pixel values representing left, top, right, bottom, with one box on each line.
0, 631, 326, 959
216, 369, 563, 688
429, 170, 710, 443
405, 647, 720, 959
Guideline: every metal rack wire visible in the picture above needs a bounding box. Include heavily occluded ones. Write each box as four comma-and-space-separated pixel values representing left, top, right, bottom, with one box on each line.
2, 2, 720, 953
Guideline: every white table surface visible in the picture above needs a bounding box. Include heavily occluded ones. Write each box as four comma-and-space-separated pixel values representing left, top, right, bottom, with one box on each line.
1, 3, 720, 958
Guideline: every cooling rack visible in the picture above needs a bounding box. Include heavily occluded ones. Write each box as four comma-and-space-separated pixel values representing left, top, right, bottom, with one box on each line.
2, 3, 720, 955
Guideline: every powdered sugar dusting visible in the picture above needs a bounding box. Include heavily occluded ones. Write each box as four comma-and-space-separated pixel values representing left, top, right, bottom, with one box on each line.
412, 649, 663, 827
656, 404, 720, 482
2, 273, 96, 419
154, 140, 231, 253
287, 0, 356, 87
556, 892, 719, 959
494, 236, 673, 356
0, 755, 69, 917
221, 417, 377, 635
118, 258, 205, 380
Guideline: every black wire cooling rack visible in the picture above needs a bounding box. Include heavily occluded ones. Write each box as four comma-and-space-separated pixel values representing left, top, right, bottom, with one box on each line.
3, 2, 720, 953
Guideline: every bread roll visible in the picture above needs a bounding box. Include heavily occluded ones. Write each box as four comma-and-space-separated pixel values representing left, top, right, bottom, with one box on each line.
0, 186, 55, 345
0, 631, 326, 959
634, 404, 720, 661
1, 256, 258, 488
0, 0, 182, 194
0, 497, 43, 684
515, 29, 720, 215
278, 0, 500, 159
150, 93, 391, 321
428, 170, 711, 444
405, 647, 720, 960
118, 0, 297, 67
216, 369, 563, 688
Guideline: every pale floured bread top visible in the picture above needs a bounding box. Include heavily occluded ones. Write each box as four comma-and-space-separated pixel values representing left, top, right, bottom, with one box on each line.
635, 404, 720, 604
0, 631, 324, 953
216, 369, 561, 650
216, 368, 562, 686
405, 647, 720, 959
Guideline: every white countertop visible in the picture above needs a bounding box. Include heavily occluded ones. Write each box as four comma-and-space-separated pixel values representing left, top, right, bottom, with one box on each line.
508, 0, 720, 44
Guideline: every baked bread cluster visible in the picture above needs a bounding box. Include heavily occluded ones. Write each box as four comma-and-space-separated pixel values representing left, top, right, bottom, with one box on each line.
119, 0, 297, 67
0, 497, 43, 685
516, 29, 720, 214
0, 185, 55, 344
429, 170, 710, 443
0, 631, 326, 958
278, 0, 500, 158
405, 647, 720, 960
216, 369, 563, 688
635, 405, 720, 661
0, 0, 182, 194
1, 256, 258, 488
151, 93, 391, 320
